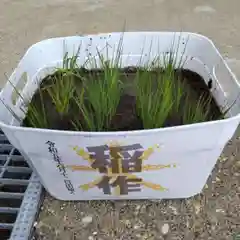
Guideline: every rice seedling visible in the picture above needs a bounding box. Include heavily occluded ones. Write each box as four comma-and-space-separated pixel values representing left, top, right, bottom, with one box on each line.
134, 34, 221, 129
45, 48, 80, 116
62, 46, 80, 71
0, 98, 23, 124
23, 89, 49, 128
71, 88, 96, 131
161, 35, 188, 113
3, 80, 49, 128
46, 71, 75, 117
135, 41, 186, 129
136, 65, 174, 129
182, 93, 213, 124
73, 36, 124, 131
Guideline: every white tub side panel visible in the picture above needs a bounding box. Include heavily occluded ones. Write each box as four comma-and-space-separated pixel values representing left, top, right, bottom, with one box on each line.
13, 137, 223, 200
0, 119, 229, 200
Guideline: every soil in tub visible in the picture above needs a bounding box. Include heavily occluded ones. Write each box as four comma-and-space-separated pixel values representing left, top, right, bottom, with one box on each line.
22, 67, 222, 131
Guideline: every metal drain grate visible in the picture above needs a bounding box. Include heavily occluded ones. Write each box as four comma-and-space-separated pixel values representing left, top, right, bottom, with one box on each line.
0, 131, 42, 240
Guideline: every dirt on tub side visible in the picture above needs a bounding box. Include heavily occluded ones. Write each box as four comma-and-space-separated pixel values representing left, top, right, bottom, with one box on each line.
22, 68, 222, 131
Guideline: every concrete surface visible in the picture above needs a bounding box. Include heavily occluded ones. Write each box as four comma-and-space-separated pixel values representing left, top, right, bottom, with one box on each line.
1, 0, 240, 86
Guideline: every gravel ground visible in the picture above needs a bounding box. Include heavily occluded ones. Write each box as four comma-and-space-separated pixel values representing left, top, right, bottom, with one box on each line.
34, 136, 240, 240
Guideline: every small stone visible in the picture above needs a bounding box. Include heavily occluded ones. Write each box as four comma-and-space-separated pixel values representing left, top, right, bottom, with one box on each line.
92, 232, 97, 236
216, 209, 225, 213
135, 205, 141, 210
215, 177, 221, 182
161, 223, 169, 235
88, 236, 94, 240
204, 184, 209, 189
125, 219, 132, 227
82, 216, 93, 224
169, 205, 178, 214
194, 202, 201, 215
219, 156, 228, 162
134, 224, 141, 229
47, 209, 55, 215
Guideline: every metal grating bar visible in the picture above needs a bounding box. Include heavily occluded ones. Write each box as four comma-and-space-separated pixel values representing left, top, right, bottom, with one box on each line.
10, 174, 42, 240
0, 131, 42, 240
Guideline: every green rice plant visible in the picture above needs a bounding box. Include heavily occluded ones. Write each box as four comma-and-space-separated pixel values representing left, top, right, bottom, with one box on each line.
182, 93, 213, 124
73, 37, 123, 131
3, 80, 49, 128
173, 77, 185, 113
161, 36, 187, 113
62, 46, 80, 70
0, 98, 23, 124
162, 53, 186, 114
71, 88, 96, 131
45, 48, 81, 116
136, 66, 175, 129
219, 97, 238, 119
23, 89, 49, 128
85, 57, 122, 130
136, 45, 186, 129
46, 71, 75, 116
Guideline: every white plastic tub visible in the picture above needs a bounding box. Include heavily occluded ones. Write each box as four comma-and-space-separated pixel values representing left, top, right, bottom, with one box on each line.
0, 32, 239, 200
